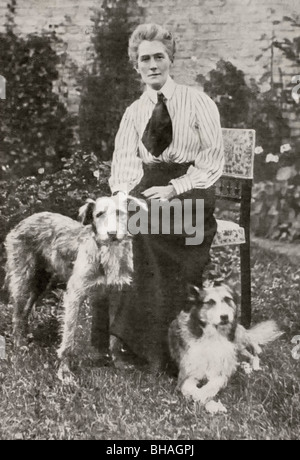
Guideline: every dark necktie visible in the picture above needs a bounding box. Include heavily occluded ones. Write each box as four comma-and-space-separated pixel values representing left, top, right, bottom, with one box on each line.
142, 92, 173, 158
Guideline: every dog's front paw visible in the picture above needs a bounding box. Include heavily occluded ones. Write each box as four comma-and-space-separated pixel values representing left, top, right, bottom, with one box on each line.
13, 331, 29, 349
205, 400, 227, 415
57, 362, 77, 386
240, 361, 253, 375
181, 381, 200, 401
252, 356, 260, 371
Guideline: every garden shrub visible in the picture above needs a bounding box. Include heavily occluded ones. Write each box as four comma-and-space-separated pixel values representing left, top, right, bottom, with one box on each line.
273, 16, 300, 67
0, 150, 110, 243
79, 0, 141, 161
198, 59, 290, 182
252, 180, 300, 242
0, 150, 110, 290
0, 1, 75, 178
251, 141, 300, 242
199, 59, 299, 242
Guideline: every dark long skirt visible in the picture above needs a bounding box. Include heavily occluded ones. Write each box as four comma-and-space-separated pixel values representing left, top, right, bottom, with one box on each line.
91, 162, 217, 369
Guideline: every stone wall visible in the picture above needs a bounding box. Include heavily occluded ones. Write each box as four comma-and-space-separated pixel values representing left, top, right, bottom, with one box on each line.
0, 0, 299, 135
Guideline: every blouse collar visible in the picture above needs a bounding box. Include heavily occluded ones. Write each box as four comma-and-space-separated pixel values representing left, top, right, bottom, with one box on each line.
146, 76, 176, 103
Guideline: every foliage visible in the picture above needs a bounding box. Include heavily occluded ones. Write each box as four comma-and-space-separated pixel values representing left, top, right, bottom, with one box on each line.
198, 60, 252, 128
273, 16, 300, 66
198, 60, 290, 182
0, 151, 110, 288
0, 151, 110, 242
251, 179, 300, 243
79, 0, 141, 161
0, 1, 75, 178
272, 15, 300, 125
198, 58, 300, 242
251, 140, 300, 242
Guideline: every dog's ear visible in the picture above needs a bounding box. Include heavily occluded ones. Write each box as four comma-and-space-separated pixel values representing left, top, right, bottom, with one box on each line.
224, 279, 240, 308
184, 284, 204, 311
230, 287, 240, 309
187, 284, 201, 302
224, 273, 241, 306
127, 195, 148, 213
188, 306, 205, 338
213, 280, 223, 287
78, 199, 95, 225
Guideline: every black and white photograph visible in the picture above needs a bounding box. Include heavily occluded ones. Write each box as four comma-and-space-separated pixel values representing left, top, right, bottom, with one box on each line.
0, 0, 299, 441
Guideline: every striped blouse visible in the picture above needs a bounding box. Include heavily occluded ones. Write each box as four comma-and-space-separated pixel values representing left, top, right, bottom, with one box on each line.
109, 76, 224, 195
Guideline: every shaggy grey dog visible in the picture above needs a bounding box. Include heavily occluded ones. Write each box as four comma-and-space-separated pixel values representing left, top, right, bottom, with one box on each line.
5, 196, 134, 379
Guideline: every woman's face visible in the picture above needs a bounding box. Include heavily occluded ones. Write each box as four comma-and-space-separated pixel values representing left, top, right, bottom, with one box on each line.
136, 40, 172, 91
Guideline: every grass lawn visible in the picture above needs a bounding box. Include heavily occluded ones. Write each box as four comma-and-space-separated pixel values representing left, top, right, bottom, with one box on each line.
0, 244, 299, 440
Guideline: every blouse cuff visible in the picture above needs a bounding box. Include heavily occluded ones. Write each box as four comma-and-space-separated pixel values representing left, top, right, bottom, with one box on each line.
110, 183, 130, 195
170, 175, 193, 195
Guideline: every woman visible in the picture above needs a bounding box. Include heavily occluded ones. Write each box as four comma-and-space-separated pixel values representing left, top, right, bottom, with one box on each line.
91, 23, 224, 370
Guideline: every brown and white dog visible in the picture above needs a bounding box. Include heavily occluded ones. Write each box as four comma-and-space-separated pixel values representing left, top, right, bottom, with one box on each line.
168, 284, 283, 414
5, 195, 144, 380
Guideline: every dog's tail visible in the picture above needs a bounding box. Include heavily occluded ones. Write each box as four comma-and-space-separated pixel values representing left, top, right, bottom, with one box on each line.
247, 320, 283, 346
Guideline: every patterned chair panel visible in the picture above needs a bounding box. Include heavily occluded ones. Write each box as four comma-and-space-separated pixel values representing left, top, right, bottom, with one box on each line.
212, 128, 255, 249
212, 219, 246, 247
222, 128, 255, 179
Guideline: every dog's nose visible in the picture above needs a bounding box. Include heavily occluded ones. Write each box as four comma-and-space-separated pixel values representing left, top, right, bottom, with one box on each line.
220, 315, 229, 324
108, 231, 118, 241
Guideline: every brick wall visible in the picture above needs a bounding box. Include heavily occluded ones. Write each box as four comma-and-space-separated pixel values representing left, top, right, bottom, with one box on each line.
0, 0, 95, 65
0, 0, 99, 112
139, 0, 299, 83
0, 0, 299, 135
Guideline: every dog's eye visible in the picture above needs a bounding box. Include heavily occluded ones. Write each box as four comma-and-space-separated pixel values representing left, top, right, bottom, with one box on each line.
204, 299, 216, 306
224, 296, 234, 305
96, 211, 105, 218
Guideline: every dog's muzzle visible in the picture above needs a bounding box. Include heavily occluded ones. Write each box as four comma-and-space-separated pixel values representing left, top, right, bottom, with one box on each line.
107, 231, 132, 242
220, 315, 229, 325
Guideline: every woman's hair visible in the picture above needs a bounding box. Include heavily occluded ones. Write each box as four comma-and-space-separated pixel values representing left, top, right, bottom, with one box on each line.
128, 23, 176, 66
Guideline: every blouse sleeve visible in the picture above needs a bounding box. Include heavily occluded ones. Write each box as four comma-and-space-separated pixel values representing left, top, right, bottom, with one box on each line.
109, 104, 144, 194
170, 91, 224, 194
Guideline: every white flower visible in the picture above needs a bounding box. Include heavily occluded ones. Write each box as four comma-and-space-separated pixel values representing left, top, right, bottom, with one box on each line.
255, 146, 264, 155
280, 144, 292, 154
266, 154, 279, 163
38, 168, 45, 174
276, 166, 295, 181
93, 170, 100, 179
261, 82, 271, 93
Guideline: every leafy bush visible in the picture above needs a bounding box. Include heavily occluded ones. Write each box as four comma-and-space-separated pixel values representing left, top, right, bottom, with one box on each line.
273, 16, 300, 67
252, 181, 300, 242
198, 59, 300, 242
79, 0, 141, 161
198, 59, 290, 182
251, 141, 300, 242
0, 151, 110, 241
0, 151, 110, 289
198, 60, 251, 128
0, 1, 75, 178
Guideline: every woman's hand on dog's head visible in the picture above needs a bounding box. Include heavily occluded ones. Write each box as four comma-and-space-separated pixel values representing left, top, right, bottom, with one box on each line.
142, 185, 176, 201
